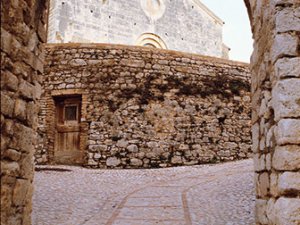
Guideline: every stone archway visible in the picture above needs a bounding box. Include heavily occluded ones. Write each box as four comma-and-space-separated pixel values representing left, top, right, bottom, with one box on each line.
1, 0, 299, 224
245, 0, 300, 224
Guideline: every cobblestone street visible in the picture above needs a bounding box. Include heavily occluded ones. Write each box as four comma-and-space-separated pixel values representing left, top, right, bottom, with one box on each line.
32, 159, 255, 225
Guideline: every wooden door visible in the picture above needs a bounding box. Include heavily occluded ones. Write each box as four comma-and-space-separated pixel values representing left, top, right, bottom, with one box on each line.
54, 96, 83, 164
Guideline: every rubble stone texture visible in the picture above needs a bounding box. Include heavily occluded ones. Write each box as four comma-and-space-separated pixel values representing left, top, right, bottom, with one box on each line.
0, 0, 48, 224
245, 0, 300, 224
1, 0, 299, 224
37, 44, 252, 168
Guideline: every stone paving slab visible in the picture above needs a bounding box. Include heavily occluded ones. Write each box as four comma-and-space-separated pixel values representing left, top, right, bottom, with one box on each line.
32, 159, 255, 225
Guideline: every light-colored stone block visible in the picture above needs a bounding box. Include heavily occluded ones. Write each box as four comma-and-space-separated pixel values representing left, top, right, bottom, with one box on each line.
276, 7, 300, 33
276, 119, 300, 145
252, 122, 260, 153
271, 33, 298, 63
275, 57, 300, 78
267, 197, 300, 225
273, 145, 300, 171
278, 172, 300, 194
255, 199, 268, 225
272, 79, 300, 121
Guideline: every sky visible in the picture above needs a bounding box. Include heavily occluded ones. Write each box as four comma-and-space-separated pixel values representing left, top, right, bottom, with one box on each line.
200, 0, 253, 62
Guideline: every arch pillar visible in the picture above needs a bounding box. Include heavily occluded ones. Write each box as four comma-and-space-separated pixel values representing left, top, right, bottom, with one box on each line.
0, 0, 48, 224
244, 0, 300, 224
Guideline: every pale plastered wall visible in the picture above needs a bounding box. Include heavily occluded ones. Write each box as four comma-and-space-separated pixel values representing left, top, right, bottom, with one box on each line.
47, 0, 225, 58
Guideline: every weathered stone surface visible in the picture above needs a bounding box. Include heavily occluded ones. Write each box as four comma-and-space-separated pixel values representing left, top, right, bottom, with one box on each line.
255, 199, 268, 225
1, 0, 48, 222
278, 172, 300, 195
256, 172, 269, 198
106, 157, 121, 167
271, 33, 298, 63
273, 145, 300, 171
1, 93, 15, 117
267, 197, 300, 225
38, 44, 251, 169
272, 79, 300, 121
69, 59, 87, 66
275, 57, 300, 78
276, 119, 300, 145
171, 156, 183, 164
14, 99, 27, 121
127, 144, 138, 153
2, 149, 22, 161
130, 158, 143, 166
47, 0, 227, 58
13, 179, 29, 206
246, 1, 300, 224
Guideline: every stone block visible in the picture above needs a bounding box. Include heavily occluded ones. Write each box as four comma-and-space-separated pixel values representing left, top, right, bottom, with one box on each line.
117, 139, 129, 148
11, 123, 36, 153
1, 92, 15, 117
272, 78, 300, 121
270, 173, 279, 197
127, 144, 138, 153
275, 57, 300, 79
69, 59, 87, 66
130, 158, 143, 166
254, 154, 266, 172
2, 149, 21, 161
171, 155, 182, 164
257, 172, 269, 197
12, 179, 29, 206
1, 71, 19, 91
278, 172, 300, 195
267, 197, 300, 225
271, 33, 298, 63
19, 80, 34, 100
0, 161, 20, 177
275, 119, 300, 145
273, 145, 300, 171
255, 199, 268, 225
251, 122, 260, 153
275, 7, 300, 33
106, 157, 121, 167
14, 99, 27, 121
19, 152, 34, 180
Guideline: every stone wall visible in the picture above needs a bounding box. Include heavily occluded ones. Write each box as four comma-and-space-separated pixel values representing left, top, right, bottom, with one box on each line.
245, 0, 300, 224
37, 43, 251, 168
47, 0, 227, 58
0, 0, 48, 224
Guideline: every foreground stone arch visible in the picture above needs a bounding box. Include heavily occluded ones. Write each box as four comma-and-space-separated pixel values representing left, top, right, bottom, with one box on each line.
1, 0, 299, 224
245, 0, 300, 224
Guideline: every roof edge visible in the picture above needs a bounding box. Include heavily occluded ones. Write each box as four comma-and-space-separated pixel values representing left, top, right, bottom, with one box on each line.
192, 0, 224, 25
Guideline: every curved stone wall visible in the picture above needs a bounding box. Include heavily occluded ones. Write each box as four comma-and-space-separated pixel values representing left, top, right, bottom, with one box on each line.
37, 44, 251, 168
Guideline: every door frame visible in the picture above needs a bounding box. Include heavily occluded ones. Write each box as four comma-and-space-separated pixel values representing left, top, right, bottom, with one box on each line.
45, 89, 89, 165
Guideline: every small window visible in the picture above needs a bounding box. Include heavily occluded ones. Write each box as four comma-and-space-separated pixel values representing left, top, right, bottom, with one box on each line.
64, 105, 77, 121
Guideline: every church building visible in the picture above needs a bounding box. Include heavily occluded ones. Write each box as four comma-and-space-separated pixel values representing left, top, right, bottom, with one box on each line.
47, 0, 230, 58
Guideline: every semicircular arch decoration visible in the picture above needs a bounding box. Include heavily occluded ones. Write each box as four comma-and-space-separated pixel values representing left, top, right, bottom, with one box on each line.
136, 33, 168, 49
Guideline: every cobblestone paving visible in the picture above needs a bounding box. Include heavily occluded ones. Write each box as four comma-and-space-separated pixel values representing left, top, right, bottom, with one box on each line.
32, 159, 255, 225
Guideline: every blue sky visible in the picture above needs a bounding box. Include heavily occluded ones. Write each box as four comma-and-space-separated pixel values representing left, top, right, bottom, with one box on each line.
200, 0, 253, 62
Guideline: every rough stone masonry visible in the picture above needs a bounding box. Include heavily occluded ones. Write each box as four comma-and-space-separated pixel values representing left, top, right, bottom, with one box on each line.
245, 0, 300, 224
0, 0, 48, 224
37, 43, 252, 168
1, 0, 299, 224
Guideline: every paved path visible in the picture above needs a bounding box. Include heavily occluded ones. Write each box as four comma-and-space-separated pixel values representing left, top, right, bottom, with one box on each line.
32, 159, 255, 225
